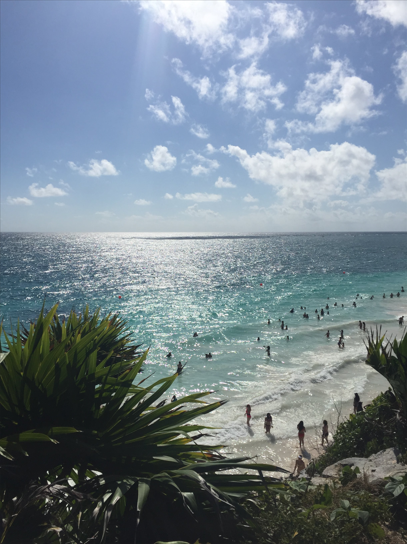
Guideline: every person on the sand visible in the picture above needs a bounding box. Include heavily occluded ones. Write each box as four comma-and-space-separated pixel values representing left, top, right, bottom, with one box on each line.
297, 421, 306, 448
353, 393, 360, 414
321, 420, 329, 446
293, 455, 305, 476
264, 413, 273, 433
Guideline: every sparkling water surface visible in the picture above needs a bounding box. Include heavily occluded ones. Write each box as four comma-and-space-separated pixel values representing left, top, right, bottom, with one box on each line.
1, 232, 406, 455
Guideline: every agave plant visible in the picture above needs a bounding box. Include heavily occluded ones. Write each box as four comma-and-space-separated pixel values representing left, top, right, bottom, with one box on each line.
365, 328, 407, 419
0, 305, 288, 543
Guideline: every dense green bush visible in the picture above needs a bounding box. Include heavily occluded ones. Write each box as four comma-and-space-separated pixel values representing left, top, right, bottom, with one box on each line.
311, 391, 406, 475
243, 479, 395, 544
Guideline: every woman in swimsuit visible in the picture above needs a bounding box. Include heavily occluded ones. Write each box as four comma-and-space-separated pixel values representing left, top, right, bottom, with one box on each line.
353, 393, 360, 414
245, 404, 252, 426
297, 420, 306, 448
264, 413, 273, 433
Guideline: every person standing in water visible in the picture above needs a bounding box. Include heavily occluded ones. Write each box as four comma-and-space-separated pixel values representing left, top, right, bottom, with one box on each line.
245, 404, 252, 426
177, 361, 183, 374
297, 421, 306, 448
264, 413, 273, 433
326, 330, 330, 338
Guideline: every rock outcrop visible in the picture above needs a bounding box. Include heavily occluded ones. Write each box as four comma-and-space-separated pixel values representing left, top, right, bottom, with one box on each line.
321, 448, 407, 485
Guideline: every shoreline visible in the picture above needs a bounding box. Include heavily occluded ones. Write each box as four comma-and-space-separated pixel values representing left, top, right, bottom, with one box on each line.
219, 322, 405, 474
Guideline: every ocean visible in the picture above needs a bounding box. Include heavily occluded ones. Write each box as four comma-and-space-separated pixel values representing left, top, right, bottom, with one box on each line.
1, 232, 406, 467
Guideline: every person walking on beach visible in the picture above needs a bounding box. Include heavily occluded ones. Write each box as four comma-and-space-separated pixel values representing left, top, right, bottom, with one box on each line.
264, 413, 273, 433
321, 420, 329, 446
297, 421, 306, 448
293, 455, 306, 477
353, 393, 360, 414
245, 404, 252, 426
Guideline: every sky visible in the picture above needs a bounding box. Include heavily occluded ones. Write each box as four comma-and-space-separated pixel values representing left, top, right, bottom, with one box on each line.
1, 0, 407, 233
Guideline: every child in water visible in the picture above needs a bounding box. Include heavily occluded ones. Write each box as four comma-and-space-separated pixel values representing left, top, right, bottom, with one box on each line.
245, 404, 252, 426
264, 413, 273, 433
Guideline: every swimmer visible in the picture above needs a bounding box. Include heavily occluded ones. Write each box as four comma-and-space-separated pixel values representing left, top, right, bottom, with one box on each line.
327, 311, 329, 315
257, 337, 260, 341
300, 306, 303, 310
399, 316, 404, 325
338, 337, 344, 349
193, 332, 198, 337
205, 353, 212, 359
397, 292, 400, 297
341, 304, 344, 307
390, 293, 394, 298
171, 394, 177, 402
281, 321, 285, 330
264, 413, 273, 433
267, 319, 271, 325
340, 330, 344, 338
177, 361, 183, 374
286, 335, 289, 341
353, 301, 357, 307
402, 287, 405, 293
334, 302, 337, 307
315, 309, 318, 313
321, 308, 324, 316
290, 308, 294, 313
285, 325, 288, 330
326, 304, 329, 310
266, 346, 271, 356
166, 352, 172, 358
245, 404, 252, 426
383, 293, 386, 298
317, 314, 320, 320
326, 330, 330, 338
370, 295, 374, 300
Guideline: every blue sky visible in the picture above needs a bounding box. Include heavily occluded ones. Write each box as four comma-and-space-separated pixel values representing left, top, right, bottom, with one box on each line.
1, 0, 406, 232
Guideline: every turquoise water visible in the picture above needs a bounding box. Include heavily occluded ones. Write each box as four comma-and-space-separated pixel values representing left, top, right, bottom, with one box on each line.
1, 232, 406, 458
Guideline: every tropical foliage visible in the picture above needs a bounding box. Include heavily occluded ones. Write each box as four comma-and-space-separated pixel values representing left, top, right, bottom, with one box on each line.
365, 328, 407, 419
0, 305, 287, 543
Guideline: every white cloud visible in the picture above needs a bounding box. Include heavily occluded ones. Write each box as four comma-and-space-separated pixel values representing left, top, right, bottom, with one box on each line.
147, 95, 186, 124
172, 58, 216, 99
29, 183, 68, 198
206, 143, 216, 154
134, 199, 152, 206
221, 62, 286, 112
26, 167, 37, 177
375, 156, 407, 201
139, 0, 234, 56
145, 88, 155, 101
145, 146, 177, 172
184, 204, 219, 218
356, 0, 407, 28
224, 141, 375, 205
55, 202, 65, 207
164, 193, 174, 199
243, 193, 258, 203
59, 180, 71, 189
263, 119, 277, 147
190, 124, 210, 139
68, 159, 119, 177
335, 24, 355, 37
7, 196, 33, 206
289, 60, 382, 133
187, 151, 220, 176
394, 51, 407, 103
176, 192, 222, 202
215, 176, 236, 188
311, 44, 323, 61
266, 1, 307, 40
95, 211, 115, 218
